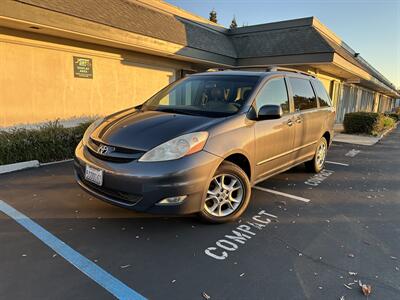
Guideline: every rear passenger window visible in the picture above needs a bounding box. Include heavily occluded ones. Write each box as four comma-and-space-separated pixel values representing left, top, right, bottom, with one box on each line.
313, 80, 332, 107
289, 78, 317, 111
256, 78, 290, 114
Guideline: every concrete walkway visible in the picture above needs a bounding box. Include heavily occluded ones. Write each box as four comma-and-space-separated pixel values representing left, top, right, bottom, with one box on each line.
333, 123, 398, 146
333, 133, 380, 146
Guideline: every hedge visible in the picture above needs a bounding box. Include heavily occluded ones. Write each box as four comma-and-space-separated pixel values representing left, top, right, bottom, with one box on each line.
343, 112, 396, 136
386, 113, 400, 122
0, 121, 92, 165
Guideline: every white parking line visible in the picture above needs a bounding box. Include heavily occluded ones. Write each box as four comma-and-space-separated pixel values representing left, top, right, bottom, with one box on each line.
345, 149, 361, 157
253, 186, 311, 203
325, 160, 349, 166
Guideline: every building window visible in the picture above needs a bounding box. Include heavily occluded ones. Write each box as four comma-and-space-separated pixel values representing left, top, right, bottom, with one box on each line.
289, 78, 317, 111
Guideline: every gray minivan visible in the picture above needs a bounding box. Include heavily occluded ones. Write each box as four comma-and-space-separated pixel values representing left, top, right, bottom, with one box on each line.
74, 69, 335, 223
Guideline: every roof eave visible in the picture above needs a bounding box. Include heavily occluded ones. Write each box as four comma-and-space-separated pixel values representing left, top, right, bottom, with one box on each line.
332, 54, 398, 97
0, 1, 236, 66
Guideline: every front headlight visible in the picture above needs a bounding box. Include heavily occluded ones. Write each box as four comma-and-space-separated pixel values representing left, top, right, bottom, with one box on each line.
82, 118, 104, 145
139, 132, 209, 162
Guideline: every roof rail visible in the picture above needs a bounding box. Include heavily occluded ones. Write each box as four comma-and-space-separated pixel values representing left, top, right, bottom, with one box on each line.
206, 68, 231, 72
266, 66, 315, 78
226, 65, 315, 77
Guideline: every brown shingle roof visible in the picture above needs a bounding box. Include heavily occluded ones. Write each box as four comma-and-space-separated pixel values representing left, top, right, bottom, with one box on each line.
11, 1, 397, 91
231, 26, 333, 58
16, 0, 236, 57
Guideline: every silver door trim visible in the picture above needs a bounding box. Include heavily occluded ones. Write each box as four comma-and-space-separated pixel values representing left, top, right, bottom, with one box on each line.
256, 140, 317, 166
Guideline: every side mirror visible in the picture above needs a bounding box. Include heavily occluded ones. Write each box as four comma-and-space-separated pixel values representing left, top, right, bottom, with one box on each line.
257, 105, 283, 120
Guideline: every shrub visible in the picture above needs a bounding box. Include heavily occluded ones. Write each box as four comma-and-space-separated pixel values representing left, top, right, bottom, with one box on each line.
343, 112, 397, 136
0, 121, 92, 165
385, 112, 400, 122
343, 112, 387, 136
385, 107, 400, 122
382, 115, 395, 128
343, 112, 398, 135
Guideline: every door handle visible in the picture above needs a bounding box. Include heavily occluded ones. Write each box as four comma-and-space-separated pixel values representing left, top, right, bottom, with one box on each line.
287, 119, 293, 126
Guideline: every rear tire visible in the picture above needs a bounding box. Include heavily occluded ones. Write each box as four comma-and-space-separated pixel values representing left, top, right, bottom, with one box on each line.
199, 161, 251, 223
305, 137, 328, 173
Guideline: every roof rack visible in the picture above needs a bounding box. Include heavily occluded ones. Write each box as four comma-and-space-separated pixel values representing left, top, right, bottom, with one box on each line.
265, 66, 315, 78
226, 65, 315, 78
206, 68, 231, 72
205, 66, 315, 78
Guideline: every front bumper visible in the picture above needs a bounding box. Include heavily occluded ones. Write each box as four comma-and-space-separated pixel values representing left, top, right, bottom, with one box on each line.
74, 142, 221, 214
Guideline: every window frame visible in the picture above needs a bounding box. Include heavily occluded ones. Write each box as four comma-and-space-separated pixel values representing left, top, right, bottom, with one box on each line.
310, 79, 332, 108
251, 75, 293, 117
286, 76, 319, 112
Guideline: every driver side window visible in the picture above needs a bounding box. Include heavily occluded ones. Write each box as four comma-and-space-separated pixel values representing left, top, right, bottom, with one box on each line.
255, 77, 290, 114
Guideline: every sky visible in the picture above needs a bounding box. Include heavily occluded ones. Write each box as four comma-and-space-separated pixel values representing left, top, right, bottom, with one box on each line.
167, 0, 400, 89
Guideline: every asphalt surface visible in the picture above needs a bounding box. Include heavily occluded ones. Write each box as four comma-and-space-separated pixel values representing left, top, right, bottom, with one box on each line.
0, 127, 399, 300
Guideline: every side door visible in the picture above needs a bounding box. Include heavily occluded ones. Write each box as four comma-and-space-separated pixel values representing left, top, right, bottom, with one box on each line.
254, 76, 295, 180
287, 77, 321, 161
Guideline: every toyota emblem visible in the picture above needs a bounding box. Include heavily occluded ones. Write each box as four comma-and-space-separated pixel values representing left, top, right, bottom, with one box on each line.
98, 144, 111, 155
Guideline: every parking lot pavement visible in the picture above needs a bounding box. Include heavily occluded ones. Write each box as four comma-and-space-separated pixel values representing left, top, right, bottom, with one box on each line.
1, 127, 399, 300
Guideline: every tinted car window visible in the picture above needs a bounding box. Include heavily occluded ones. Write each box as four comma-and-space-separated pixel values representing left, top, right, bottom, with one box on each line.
289, 78, 317, 111
143, 75, 260, 117
256, 77, 289, 114
313, 80, 332, 107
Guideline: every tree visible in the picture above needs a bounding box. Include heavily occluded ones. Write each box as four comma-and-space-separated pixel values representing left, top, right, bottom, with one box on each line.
209, 9, 217, 23
230, 16, 238, 29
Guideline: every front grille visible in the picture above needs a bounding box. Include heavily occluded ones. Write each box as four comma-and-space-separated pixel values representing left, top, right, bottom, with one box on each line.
87, 147, 134, 163
87, 138, 144, 163
90, 139, 141, 154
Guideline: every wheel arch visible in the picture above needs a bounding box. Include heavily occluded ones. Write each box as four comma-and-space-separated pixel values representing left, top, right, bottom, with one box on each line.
222, 152, 252, 181
322, 131, 331, 145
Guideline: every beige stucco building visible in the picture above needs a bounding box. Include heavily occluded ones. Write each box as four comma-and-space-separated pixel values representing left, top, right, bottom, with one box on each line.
0, 0, 398, 127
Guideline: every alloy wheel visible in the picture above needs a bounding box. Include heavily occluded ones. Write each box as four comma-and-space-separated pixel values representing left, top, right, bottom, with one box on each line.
316, 142, 327, 169
204, 174, 244, 217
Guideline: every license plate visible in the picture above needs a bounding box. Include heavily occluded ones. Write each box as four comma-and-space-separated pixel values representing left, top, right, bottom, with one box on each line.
84, 165, 103, 186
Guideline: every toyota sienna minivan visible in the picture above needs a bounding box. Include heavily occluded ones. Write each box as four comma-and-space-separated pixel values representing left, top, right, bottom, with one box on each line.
74, 69, 335, 223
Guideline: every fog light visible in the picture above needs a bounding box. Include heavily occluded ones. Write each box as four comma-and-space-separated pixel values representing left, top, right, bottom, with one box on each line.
156, 195, 187, 206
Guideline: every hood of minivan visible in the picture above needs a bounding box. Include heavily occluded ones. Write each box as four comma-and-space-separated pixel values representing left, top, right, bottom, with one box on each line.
91, 108, 222, 151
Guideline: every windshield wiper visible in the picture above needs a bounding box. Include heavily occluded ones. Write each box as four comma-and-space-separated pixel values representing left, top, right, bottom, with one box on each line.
155, 107, 203, 116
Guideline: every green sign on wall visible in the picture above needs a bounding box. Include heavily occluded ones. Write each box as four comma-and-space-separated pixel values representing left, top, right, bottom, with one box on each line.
73, 56, 93, 78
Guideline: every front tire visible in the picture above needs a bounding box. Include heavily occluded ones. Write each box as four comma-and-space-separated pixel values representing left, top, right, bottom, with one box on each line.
199, 162, 251, 223
305, 137, 328, 173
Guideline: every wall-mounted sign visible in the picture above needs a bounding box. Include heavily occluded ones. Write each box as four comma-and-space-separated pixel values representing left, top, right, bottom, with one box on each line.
73, 56, 93, 78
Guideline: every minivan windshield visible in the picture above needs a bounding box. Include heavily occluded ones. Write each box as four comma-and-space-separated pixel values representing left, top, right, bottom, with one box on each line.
141, 75, 260, 117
